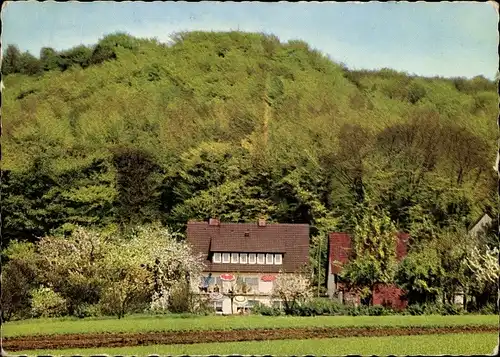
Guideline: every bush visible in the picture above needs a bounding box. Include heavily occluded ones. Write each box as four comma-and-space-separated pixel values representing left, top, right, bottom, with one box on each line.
345, 305, 362, 316
442, 303, 465, 316
73, 303, 101, 318
167, 285, 192, 313
293, 298, 344, 316
252, 298, 398, 317
477, 303, 498, 315
406, 302, 465, 316
30, 287, 67, 318
367, 305, 393, 316
406, 304, 425, 316
252, 303, 283, 316
1, 260, 38, 321
167, 285, 213, 315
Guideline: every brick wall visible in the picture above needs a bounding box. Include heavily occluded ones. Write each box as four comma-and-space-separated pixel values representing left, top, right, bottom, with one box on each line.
373, 284, 408, 310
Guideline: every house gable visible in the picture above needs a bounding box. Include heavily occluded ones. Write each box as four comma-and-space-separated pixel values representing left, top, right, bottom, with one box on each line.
328, 232, 410, 275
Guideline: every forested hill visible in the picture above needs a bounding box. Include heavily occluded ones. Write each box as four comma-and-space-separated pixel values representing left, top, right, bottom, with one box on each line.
2, 31, 498, 244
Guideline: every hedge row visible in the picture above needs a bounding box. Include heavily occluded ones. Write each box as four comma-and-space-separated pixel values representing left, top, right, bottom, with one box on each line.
252, 299, 498, 317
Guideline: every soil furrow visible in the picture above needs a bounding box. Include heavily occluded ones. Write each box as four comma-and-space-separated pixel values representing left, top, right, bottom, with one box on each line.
3, 325, 498, 352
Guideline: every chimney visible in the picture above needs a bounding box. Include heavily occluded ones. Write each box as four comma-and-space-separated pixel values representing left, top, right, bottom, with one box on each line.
258, 218, 266, 227
209, 218, 220, 226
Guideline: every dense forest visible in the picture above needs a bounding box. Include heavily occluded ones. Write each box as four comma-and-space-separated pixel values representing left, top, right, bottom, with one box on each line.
1, 32, 498, 302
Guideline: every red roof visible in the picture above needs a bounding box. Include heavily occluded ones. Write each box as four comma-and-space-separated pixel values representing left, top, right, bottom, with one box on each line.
187, 220, 310, 273
329, 232, 410, 274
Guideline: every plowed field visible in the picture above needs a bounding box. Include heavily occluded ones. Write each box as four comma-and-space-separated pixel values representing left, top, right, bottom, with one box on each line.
2, 325, 497, 352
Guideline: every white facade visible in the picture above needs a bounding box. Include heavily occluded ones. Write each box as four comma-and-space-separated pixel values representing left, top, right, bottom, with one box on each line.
192, 272, 281, 315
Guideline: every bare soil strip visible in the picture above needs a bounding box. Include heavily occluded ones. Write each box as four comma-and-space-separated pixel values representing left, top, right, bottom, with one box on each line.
3, 325, 497, 352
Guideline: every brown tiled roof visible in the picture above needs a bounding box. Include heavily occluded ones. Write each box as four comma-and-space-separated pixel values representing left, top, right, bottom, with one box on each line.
187, 220, 310, 273
329, 231, 410, 274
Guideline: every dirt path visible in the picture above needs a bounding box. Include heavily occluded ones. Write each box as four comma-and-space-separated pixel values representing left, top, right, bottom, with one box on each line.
3, 325, 497, 352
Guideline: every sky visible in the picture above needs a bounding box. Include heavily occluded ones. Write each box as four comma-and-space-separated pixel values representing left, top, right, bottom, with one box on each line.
2, 1, 498, 79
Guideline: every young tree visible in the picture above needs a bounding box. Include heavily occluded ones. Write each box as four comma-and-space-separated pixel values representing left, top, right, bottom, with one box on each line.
395, 245, 445, 305
466, 245, 499, 310
2, 44, 22, 75
18, 52, 42, 75
340, 205, 398, 305
466, 246, 499, 288
272, 270, 313, 315
40, 47, 60, 71
134, 225, 205, 314
37, 226, 112, 314
1, 241, 39, 321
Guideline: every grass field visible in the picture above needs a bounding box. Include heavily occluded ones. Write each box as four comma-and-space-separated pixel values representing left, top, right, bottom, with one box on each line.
3, 313, 499, 337
12, 333, 498, 356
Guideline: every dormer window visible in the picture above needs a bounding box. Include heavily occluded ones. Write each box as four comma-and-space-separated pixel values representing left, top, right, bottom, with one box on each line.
266, 253, 274, 265
213, 252, 221, 263
257, 253, 265, 264
231, 253, 239, 263
222, 253, 230, 263
240, 253, 248, 264
248, 253, 256, 264
274, 254, 282, 265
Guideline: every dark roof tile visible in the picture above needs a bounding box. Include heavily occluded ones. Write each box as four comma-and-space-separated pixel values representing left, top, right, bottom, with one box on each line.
187, 220, 309, 273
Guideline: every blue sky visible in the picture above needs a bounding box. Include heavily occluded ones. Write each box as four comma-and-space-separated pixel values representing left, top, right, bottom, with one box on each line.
2, 1, 498, 79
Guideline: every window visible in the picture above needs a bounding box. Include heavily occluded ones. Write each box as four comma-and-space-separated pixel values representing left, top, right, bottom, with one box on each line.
231, 253, 239, 263
240, 253, 248, 264
213, 252, 221, 263
274, 254, 282, 265
248, 253, 257, 264
257, 253, 265, 264
266, 253, 274, 265
222, 253, 230, 263
244, 277, 259, 290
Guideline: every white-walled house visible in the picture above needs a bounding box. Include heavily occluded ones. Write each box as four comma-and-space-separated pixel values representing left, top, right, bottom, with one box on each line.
187, 218, 310, 315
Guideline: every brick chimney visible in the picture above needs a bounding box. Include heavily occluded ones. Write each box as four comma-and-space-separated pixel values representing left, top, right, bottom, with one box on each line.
209, 218, 220, 226
258, 218, 266, 227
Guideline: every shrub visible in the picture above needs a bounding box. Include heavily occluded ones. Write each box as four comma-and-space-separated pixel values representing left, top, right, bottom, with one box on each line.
345, 305, 363, 316
292, 298, 345, 316
30, 287, 67, 318
73, 303, 101, 318
406, 304, 425, 316
406, 302, 465, 316
252, 303, 283, 316
167, 284, 212, 315
441, 303, 465, 316
367, 305, 393, 316
477, 303, 498, 315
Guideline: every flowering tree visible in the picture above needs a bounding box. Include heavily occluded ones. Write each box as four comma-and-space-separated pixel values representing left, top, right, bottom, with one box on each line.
37, 227, 111, 314
272, 271, 313, 314
129, 225, 205, 314
35, 224, 205, 318
466, 246, 499, 287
